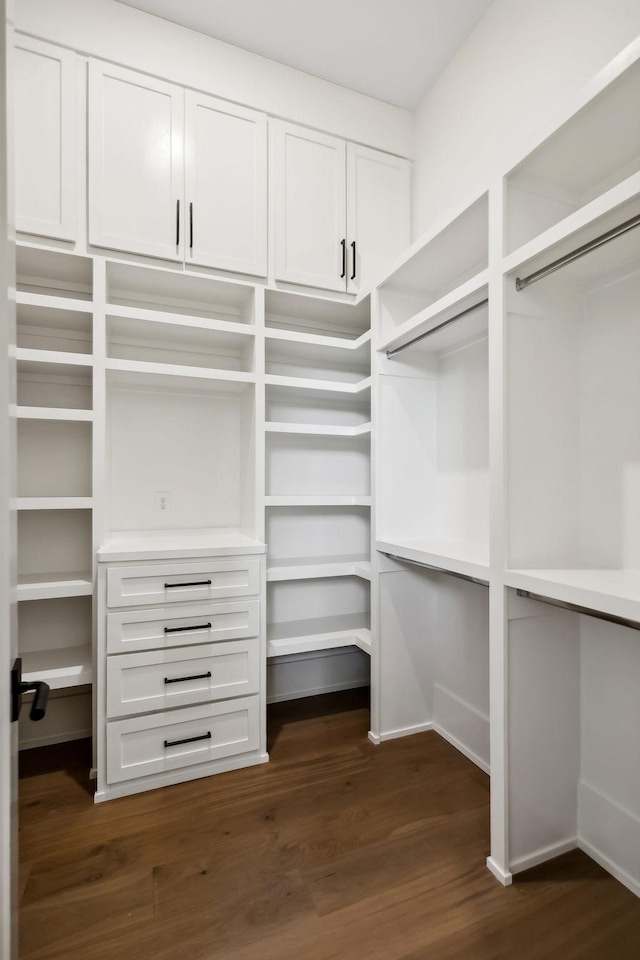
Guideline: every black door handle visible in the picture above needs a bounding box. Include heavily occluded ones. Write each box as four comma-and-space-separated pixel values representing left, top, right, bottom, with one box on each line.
176, 198, 180, 247
351, 240, 356, 280
11, 658, 50, 722
340, 238, 346, 278
189, 202, 193, 250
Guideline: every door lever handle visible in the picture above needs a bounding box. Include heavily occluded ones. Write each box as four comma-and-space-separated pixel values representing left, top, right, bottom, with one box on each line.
11, 658, 50, 722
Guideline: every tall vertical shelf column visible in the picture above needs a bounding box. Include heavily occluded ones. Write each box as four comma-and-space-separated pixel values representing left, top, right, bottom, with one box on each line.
263, 290, 372, 701
15, 245, 96, 746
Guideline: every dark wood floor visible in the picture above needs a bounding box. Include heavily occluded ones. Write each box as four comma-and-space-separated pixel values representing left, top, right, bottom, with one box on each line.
17, 689, 640, 959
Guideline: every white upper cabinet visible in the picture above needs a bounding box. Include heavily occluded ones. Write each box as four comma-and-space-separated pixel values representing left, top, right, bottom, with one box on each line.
185, 92, 267, 277
14, 37, 77, 241
88, 62, 184, 261
274, 122, 347, 292
273, 120, 411, 293
346, 143, 411, 295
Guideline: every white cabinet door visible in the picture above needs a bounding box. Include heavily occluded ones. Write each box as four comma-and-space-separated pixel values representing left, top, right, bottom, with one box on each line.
14, 36, 76, 241
274, 121, 346, 292
88, 62, 183, 261
185, 92, 267, 277
347, 143, 411, 295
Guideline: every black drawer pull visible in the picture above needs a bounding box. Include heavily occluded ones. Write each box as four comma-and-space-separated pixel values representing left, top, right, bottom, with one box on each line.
164, 731, 212, 749
164, 671, 212, 685
164, 622, 212, 634
340, 238, 346, 278
351, 240, 356, 280
164, 580, 212, 589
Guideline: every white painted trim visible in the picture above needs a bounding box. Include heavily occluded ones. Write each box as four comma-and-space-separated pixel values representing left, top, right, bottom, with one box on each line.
578, 838, 640, 901
486, 857, 513, 886
509, 838, 578, 875
433, 723, 490, 776
267, 678, 369, 704
375, 721, 434, 742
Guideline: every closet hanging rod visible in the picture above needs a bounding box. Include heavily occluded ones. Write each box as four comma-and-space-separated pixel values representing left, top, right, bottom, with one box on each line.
515, 212, 640, 291
515, 589, 640, 632
385, 298, 489, 359
383, 553, 489, 587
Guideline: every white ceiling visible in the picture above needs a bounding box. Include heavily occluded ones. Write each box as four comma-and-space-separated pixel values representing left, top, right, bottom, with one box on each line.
117, 0, 494, 109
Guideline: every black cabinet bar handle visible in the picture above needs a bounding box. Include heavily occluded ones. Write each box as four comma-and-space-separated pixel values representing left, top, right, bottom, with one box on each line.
351, 240, 356, 280
176, 199, 180, 246
189, 202, 193, 250
164, 671, 212, 685
164, 731, 212, 748
164, 580, 212, 589
164, 622, 212, 634
340, 238, 346, 278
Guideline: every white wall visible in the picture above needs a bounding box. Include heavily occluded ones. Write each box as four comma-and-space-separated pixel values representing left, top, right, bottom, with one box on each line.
15, 0, 413, 158
412, 0, 640, 234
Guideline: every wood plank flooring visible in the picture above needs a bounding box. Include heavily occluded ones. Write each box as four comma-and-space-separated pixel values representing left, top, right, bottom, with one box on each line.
18, 689, 640, 959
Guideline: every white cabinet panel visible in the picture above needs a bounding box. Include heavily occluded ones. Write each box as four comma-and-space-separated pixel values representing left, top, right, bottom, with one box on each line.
106, 558, 261, 608
88, 61, 183, 260
106, 599, 260, 654
185, 92, 267, 277
347, 144, 411, 295
14, 37, 76, 241
274, 121, 346, 292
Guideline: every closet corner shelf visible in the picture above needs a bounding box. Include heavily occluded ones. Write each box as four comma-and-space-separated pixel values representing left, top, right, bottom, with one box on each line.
105, 302, 256, 337
265, 495, 372, 508
264, 422, 371, 438
15, 406, 94, 422
21, 645, 93, 690
17, 571, 93, 601
267, 556, 371, 582
97, 529, 266, 562
267, 625, 371, 659
378, 270, 489, 357
16, 497, 93, 511
16, 347, 93, 367
264, 374, 371, 395
105, 358, 255, 385
502, 170, 640, 278
265, 327, 371, 351
504, 568, 640, 625
377, 538, 489, 581
16, 290, 94, 314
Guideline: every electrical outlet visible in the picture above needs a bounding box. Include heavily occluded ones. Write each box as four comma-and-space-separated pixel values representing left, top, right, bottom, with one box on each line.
155, 491, 170, 512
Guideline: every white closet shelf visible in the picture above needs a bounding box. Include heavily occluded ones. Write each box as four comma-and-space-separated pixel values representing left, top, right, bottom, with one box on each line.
504, 568, 640, 625
503, 171, 640, 278
377, 538, 489, 581
17, 570, 93, 601
106, 303, 256, 336
267, 614, 371, 658
15, 406, 94, 421
265, 327, 371, 351
16, 290, 94, 313
16, 497, 93, 511
378, 271, 488, 356
21, 645, 92, 690
98, 529, 266, 561
266, 496, 371, 507
105, 358, 255, 385
267, 555, 371, 582
16, 347, 93, 367
265, 374, 371, 394
265, 422, 371, 437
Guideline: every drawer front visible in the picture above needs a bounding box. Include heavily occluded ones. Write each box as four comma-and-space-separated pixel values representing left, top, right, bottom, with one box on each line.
106, 696, 260, 784
107, 639, 260, 718
106, 599, 260, 654
107, 558, 261, 609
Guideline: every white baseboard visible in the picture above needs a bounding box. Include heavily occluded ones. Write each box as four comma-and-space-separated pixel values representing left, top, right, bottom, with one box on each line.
578, 780, 640, 898
375, 721, 434, 742
433, 723, 490, 775
267, 679, 369, 704
19, 726, 92, 751
510, 837, 578, 875
486, 856, 513, 886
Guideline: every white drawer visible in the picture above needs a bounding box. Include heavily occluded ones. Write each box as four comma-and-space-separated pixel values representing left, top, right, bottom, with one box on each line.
106, 696, 260, 784
107, 558, 260, 609
106, 639, 259, 718
106, 599, 260, 654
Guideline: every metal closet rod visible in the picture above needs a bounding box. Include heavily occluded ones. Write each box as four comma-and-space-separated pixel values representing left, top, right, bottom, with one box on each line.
516, 589, 640, 632
385, 297, 489, 359
383, 553, 489, 587
515, 211, 640, 291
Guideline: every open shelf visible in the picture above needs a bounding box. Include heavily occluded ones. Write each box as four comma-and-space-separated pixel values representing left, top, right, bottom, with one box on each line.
266, 331, 370, 386
267, 613, 371, 658
265, 421, 371, 437
17, 497, 93, 510
17, 418, 92, 498
506, 54, 640, 253
17, 357, 92, 411
506, 208, 640, 597
17, 570, 93, 602
265, 288, 370, 339
17, 246, 93, 300
504, 569, 640, 625
16, 407, 93, 421
266, 382, 370, 429
265, 495, 371, 507
18, 595, 92, 690
98, 529, 265, 562
106, 358, 255, 385
267, 556, 371, 582
106, 261, 255, 323
21, 645, 93, 689
265, 374, 370, 394
18, 510, 92, 585
266, 432, 370, 499
377, 193, 488, 343
17, 297, 92, 355
377, 539, 489, 582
